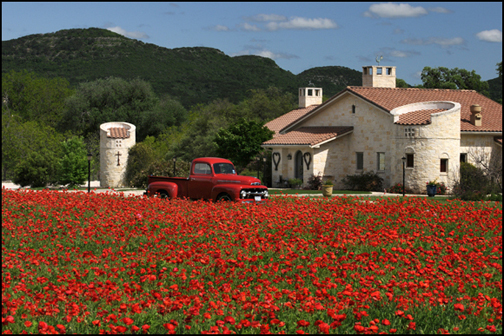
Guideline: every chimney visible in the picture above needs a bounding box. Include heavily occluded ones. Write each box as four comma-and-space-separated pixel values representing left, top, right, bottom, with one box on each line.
470, 104, 482, 126
298, 86, 322, 108
362, 65, 396, 88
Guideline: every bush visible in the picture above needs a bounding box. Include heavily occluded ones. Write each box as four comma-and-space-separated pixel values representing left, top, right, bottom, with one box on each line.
451, 162, 492, 201
288, 178, 303, 189
13, 149, 59, 188
387, 182, 413, 194
306, 173, 323, 190
342, 171, 383, 191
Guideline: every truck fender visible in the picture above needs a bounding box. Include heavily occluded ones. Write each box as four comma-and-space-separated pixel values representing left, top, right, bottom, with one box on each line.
211, 185, 240, 201
148, 181, 178, 198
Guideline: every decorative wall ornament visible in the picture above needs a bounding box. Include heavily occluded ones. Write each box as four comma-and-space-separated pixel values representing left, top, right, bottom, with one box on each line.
272, 152, 281, 171
303, 152, 312, 170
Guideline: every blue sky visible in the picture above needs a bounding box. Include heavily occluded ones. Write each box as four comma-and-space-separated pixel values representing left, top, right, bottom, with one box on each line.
2, 2, 502, 85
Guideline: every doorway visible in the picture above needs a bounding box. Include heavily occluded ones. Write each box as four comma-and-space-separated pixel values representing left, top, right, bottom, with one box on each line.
295, 150, 303, 182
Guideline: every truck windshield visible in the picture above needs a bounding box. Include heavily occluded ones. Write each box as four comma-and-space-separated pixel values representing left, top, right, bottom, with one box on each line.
213, 163, 236, 175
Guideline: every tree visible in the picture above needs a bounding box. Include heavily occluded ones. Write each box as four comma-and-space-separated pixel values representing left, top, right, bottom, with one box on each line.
56, 136, 88, 187
2, 70, 74, 129
420, 66, 490, 97
3, 112, 64, 180
214, 118, 274, 173
59, 77, 158, 138
137, 95, 187, 141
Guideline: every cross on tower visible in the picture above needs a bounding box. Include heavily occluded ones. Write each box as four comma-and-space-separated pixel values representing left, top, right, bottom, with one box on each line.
115, 151, 122, 166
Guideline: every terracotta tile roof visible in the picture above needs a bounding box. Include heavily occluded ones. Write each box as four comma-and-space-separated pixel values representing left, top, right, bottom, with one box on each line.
395, 108, 448, 125
346, 86, 502, 132
108, 127, 129, 139
263, 126, 353, 147
264, 105, 319, 137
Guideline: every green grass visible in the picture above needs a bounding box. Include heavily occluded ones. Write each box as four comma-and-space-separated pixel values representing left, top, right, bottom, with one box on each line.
269, 189, 372, 195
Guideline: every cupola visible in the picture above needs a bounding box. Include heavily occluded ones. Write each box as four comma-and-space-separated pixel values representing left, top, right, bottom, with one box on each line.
298, 85, 322, 108
362, 65, 396, 88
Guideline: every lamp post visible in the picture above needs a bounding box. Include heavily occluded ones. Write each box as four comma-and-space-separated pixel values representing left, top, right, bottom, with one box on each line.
172, 157, 177, 177
87, 153, 92, 193
401, 156, 406, 197
256, 154, 261, 181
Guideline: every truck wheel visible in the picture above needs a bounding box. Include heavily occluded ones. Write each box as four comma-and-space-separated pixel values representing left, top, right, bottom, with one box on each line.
217, 193, 232, 202
158, 191, 169, 199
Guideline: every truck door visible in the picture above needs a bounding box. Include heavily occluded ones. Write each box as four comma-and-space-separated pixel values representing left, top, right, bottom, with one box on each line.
189, 162, 213, 200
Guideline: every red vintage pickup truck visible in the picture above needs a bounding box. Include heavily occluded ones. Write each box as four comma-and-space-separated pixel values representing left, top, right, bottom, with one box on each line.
144, 157, 268, 203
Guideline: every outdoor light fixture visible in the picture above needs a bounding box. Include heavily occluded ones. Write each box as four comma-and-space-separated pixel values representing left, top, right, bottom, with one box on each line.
87, 153, 92, 193
401, 156, 406, 197
172, 157, 177, 177
287, 154, 292, 160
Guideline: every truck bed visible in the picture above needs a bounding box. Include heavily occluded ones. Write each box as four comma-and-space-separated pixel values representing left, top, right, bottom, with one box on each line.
147, 176, 189, 198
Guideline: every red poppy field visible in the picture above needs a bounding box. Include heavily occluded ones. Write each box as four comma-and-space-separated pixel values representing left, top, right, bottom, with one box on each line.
2, 189, 502, 334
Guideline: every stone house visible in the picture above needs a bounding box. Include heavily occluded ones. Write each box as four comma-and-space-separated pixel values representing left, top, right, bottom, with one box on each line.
262, 65, 502, 193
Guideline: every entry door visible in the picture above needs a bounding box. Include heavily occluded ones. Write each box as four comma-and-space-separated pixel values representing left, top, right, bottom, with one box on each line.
295, 151, 303, 182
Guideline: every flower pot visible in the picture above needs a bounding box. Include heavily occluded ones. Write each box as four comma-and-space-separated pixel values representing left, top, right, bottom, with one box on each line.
426, 185, 437, 197
322, 185, 333, 197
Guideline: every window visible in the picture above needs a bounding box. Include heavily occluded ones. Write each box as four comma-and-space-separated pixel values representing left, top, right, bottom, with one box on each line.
406, 153, 414, 168
386, 67, 392, 75
194, 163, 211, 175
307, 89, 313, 96
377, 152, 385, 171
356, 152, 364, 170
404, 127, 417, 138
440, 159, 448, 173
352, 104, 356, 114
377, 67, 382, 75
460, 153, 467, 163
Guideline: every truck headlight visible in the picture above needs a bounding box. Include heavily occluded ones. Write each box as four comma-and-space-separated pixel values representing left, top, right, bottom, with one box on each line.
264, 190, 269, 198
240, 190, 247, 198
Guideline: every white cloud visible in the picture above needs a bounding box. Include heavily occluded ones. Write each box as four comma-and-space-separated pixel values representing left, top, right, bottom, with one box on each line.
107, 26, 149, 39
364, 3, 428, 18
241, 23, 261, 32
378, 47, 420, 59
427, 7, 453, 14
266, 17, 338, 31
401, 37, 465, 46
476, 29, 502, 43
231, 48, 298, 60
213, 25, 230, 32
249, 14, 286, 22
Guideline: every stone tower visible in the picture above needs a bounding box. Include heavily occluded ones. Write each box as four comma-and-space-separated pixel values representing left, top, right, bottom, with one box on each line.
99, 122, 136, 188
362, 65, 396, 88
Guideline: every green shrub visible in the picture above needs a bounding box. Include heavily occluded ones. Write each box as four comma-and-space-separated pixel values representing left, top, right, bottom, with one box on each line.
288, 178, 303, 189
451, 162, 492, 201
13, 149, 59, 188
341, 171, 383, 191
56, 136, 88, 188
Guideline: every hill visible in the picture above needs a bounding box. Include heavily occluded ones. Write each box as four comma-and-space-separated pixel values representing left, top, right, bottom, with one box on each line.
2, 28, 363, 108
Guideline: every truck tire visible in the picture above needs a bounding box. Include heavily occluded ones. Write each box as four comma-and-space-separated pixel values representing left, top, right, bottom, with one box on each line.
216, 193, 232, 202
158, 190, 169, 199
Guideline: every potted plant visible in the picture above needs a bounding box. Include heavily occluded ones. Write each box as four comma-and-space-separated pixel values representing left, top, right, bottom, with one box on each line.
426, 179, 438, 197
322, 179, 333, 197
